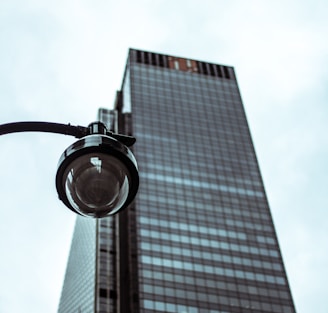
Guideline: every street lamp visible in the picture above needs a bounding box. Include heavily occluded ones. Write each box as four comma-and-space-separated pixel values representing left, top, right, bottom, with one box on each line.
0, 121, 139, 218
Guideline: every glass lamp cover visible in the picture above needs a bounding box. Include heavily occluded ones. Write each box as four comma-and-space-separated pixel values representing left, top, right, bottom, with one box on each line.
63, 152, 130, 217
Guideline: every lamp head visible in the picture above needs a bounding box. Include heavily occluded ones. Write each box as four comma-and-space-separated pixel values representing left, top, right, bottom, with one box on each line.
56, 134, 139, 218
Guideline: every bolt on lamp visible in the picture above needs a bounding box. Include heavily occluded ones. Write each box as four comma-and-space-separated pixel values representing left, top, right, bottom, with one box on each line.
0, 121, 139, 218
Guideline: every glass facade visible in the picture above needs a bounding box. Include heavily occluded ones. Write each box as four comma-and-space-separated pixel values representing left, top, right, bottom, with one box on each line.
57, 217, 96, 313
123, 49, 296, 313
57, 49, 296, 313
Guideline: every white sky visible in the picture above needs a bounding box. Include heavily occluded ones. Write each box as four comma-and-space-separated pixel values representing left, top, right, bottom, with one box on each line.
0, 0, 327, 312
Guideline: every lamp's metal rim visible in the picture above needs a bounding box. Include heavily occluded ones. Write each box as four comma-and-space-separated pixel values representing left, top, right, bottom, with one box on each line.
56, 134, 139, 217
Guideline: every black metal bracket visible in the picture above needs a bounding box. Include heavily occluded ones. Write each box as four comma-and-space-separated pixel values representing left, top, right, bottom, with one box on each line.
0, 121, 136, 147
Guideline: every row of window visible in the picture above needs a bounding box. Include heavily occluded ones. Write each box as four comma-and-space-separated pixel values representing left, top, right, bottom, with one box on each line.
135, 120, 245, 137
131, 94, 242, 109
142, 283, 290, 308
132, 96, 241, 112
139, 229, 279, 258
140, 161, 261, 186
136, 151, 261, 183
141, 173, 264, 198
134, 118, 250, 136
138, 208, 273, 234
131, 69, 234, 90
139, 178, 263, 199
136, 124, 251, 141
133, 109, 247, 124
140, 217, 247, 240
131, 71, 237, 85
143, 299, 199, 313
140, 170, 262, 193
136, 137, 255, 158
131, 73, 238, 87
142, 297, 294, 313
138, 140, 255, 160
137, 197, 273, 228
139, 217, 275, 245
131, 80, 237, 97
131, 97, 240, 112
140, 242, 281, 271
132, 63, 236, 84
141, 255, 285, 285
133, 102, 246, 124
138, 193, 268, 219
141, 269, 290, 299
132, 52, 233, 80
132, 103, 245, 125
138, 211, 273, 242
136, 145, 256, 168
131, 86, 241, 101
139, 188, 263, 211
140, 183, 269, 207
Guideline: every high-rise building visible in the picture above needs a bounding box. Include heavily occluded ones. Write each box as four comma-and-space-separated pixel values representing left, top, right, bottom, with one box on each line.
58, 49, 296, 313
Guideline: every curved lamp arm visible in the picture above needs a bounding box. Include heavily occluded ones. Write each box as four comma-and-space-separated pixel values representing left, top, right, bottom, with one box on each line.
0, 121, 136, 146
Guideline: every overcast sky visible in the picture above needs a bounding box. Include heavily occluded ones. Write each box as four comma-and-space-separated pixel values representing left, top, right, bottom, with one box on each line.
0, 0, 327, 312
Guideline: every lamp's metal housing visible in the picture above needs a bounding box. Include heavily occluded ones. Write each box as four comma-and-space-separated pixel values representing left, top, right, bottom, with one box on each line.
56, 134, 139, 218
0, 121, 138, 218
